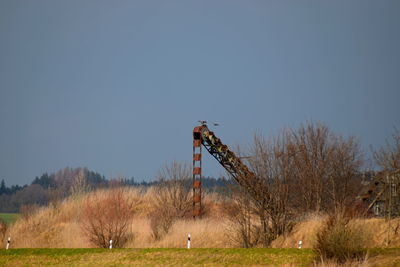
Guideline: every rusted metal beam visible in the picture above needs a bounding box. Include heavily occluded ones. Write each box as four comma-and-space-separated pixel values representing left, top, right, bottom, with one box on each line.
192, 124, 271, 218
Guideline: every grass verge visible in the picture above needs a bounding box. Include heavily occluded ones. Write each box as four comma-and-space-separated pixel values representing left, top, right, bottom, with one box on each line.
0, 248, 399, 266
0, 248, 314, 266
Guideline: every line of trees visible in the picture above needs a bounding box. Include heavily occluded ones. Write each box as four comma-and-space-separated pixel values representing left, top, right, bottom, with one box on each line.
0, 167, 228, 213
0, 167, 107, 212
0, 180, 25, 196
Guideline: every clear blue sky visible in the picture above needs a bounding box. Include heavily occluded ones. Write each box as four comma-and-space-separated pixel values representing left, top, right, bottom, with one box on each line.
1, 0, 399, 185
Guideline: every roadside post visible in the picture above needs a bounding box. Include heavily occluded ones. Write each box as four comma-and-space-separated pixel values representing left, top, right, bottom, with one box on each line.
6, 237, 10, 250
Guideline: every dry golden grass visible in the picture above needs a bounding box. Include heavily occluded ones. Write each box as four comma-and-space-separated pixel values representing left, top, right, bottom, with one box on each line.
272, 213, 326, 249
356, 217, 400, 247
8, 197, 88, 248
272, 213, 400, 249
312, 256, 371, 267
6, 187, 400, 250
129, 218, 230, 248
6, 187, 230, 248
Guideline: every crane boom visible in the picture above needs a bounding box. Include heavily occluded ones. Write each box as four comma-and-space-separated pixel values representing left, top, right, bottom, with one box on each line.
193, 124, 399, 218
192, 124, 270, 218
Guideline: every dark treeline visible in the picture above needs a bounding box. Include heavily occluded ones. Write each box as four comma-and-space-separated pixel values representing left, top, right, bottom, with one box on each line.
122, 175, 228, 188
0, 180, 26, 196
0, 167, 107, 212
0, 168, 227, 213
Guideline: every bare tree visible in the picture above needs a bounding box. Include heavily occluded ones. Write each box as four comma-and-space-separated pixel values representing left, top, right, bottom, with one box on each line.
149, 161, 192, 240
374, 129, 400, 172
289, 122, 363, 213
327, 135, 363, 212
225, 134, 294, 247
246, 132, 295, 246
153, 161, 192, 217
149, 205, 177, 241
82, 187, 135, 248
289, 123, 331, 213
228, 122, 363, 246
70, 169, 89, 196
225, 185, 262, 248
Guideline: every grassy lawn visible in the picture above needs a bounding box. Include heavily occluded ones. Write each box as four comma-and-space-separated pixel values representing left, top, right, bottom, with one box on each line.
0, 248, 399, 266
0, 213, 20, 225
0, 248, 314, 266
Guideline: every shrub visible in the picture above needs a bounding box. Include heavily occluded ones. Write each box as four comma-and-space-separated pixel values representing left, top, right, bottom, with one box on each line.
149, 161, 192, 240
82, 187, 134, 248
153, 162, 192, 218
314, 213, 369, 263
149, 206, 176, 241
225, 192, 261, 248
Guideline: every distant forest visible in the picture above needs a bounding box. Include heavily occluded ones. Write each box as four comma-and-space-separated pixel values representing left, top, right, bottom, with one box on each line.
0, 167, 227, 213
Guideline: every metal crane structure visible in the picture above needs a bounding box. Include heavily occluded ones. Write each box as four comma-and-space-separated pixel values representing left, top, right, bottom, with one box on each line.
192, 122, 400, 219
192, 123, 269, 218
361, 169, 400, 218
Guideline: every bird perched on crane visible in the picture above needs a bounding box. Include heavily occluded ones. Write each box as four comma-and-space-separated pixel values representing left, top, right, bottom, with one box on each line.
198, 121, 219, 127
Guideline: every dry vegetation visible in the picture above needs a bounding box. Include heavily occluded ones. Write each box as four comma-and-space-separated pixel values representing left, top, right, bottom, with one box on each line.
82, 187, 135, 248
2, 124, 400, 266
4, 186, 400, 250
272, 215, 400, 249
5, 187, 232, 248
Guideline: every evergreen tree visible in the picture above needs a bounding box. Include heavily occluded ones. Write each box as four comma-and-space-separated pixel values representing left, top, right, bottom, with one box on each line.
32, 173, 55, 188
0, 179, 6, 195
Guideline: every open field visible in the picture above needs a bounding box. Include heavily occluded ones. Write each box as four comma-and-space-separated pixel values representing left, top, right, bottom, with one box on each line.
3, 188, 400, 266
0, 248, 399, 266
0, 248, 315, 266
4, 188, 400, 250
0, 213, 20, 225
6, 189, 400, 249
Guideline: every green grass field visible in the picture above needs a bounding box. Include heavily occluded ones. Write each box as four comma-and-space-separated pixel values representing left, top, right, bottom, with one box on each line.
0, 248, 399, 266
0, 248, 314, 266
0, 213, 20, 225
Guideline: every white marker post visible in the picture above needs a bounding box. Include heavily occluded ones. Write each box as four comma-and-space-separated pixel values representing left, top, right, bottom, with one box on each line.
187, 233, 191, 249
6, 237, 10, 250
109, 240, 113, 249
298, 240, 302, 249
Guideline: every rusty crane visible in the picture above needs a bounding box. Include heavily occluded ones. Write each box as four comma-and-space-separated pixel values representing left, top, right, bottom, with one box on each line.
192, 122, 400, 219
192, 123, 270, 218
